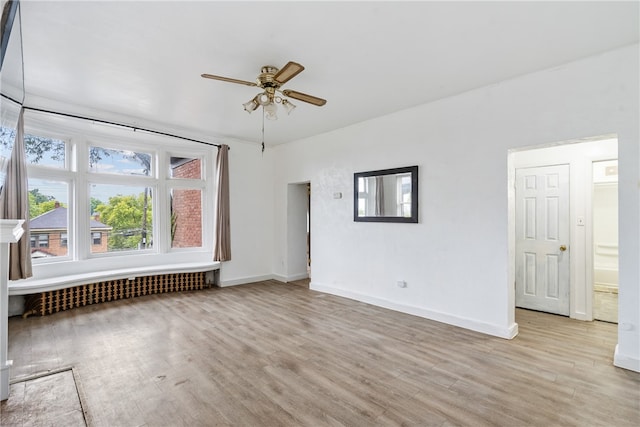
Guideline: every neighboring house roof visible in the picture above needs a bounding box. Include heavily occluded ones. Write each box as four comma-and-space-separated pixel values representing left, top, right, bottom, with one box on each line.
30, 207, 110, 231
31, 249, 55, 258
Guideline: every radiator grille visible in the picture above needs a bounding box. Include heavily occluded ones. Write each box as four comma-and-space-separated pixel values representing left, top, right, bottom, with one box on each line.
24, 272, 207, 317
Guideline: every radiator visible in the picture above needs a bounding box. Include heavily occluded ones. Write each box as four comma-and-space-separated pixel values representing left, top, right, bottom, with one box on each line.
23, 272, 208, 317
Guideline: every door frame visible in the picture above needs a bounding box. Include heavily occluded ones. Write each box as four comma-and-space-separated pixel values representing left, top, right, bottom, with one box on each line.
285, 181, 311, 282
508, 135, 618, 322
587, 159, 619, 322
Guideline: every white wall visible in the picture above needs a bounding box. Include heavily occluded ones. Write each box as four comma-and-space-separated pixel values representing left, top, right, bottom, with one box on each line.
271, 45, 639, 370
217, 142, 275, 286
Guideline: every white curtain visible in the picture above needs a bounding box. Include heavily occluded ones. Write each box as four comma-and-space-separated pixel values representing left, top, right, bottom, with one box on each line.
213, 144, 231, 261
0, 108, 32, 279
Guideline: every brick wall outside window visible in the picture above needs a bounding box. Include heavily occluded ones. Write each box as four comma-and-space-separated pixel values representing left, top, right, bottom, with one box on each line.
171, 159, 202, 248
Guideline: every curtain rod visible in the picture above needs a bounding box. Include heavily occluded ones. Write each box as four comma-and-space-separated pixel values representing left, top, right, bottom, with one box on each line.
1, 92, 223, 149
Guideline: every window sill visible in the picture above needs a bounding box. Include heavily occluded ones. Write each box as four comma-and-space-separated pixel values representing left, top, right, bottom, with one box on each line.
8, 261, 220, 296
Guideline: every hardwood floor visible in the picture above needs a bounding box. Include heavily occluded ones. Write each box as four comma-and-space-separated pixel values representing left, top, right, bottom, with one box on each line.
2, 280, 639, 426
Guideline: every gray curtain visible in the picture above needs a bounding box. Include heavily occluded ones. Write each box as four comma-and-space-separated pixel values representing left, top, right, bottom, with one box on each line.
213, 144, 231, 261
0, 108, 32, 279
374, 176, 385, 216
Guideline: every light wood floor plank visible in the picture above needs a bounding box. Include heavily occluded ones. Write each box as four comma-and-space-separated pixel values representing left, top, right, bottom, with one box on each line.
3, 280, 639, 426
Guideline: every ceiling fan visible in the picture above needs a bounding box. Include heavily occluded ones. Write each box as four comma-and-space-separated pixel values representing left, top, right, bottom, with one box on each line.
201, 61, 326, 120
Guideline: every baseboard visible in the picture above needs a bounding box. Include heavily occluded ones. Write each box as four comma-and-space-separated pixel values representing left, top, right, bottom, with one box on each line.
286, 272, 310, 282
271, 274, 287, 283
614, 344, 640, 372
270, 273, 309, 283
310, 282, 518, 339
218, 274, 276, 287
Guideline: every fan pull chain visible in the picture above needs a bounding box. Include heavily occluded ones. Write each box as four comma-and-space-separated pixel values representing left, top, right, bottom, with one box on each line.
261, 108, 265, 154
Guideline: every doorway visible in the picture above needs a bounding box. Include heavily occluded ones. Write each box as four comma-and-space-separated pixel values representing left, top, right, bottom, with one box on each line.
286, 182, 311, 283
592, 160, 618, 323
306, 183, 311, 276
509, 136, 618, 320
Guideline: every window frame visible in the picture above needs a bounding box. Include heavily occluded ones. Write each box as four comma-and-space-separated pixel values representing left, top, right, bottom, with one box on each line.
169, 186, 204, 249
26, 140, 74, 264
166, 150, 206, 252
21, 113, 214, 273
87, 179, 157, 257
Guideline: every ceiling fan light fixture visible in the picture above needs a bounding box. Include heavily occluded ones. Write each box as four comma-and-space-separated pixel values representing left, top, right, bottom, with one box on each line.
264, 102, 278, 120
282, 99, 296, 115
257, 92, 271, 106
243, 98, 259, 113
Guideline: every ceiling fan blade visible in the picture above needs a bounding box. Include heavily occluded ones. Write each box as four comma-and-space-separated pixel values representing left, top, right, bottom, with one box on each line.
282, 89, 327, 106
201, 73, 257, 87
273, 61, 305, 85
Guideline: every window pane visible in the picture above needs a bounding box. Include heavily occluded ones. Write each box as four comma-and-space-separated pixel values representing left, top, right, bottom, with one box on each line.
28, 178, 69, 258
169, 157, 202, 179
397, 174, 412, 217
92, 232, 102, 245
89, 146, 152, 176
170, 188, 202, 248
90, 184, 153, 253
24, 134, 66, 168
38, 234, 49, 247
0, 126, 15, 185
357, 177, 367, 216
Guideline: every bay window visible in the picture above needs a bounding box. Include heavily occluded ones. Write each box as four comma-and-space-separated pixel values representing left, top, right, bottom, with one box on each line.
10, 114, 213, 275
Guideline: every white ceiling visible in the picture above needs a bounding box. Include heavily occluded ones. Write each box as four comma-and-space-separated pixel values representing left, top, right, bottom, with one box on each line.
16, 1, 640, 147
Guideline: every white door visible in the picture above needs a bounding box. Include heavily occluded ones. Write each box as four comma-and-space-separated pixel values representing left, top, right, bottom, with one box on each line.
515, 165, 570, 315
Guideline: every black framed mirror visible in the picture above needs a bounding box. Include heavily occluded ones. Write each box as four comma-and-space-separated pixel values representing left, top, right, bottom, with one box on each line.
354, 165, 418, 223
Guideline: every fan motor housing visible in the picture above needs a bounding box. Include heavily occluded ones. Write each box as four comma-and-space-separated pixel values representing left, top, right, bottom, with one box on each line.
259, 65, 280, 88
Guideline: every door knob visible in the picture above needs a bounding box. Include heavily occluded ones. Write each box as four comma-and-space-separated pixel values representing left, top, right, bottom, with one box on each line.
559, 245, 567, 252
